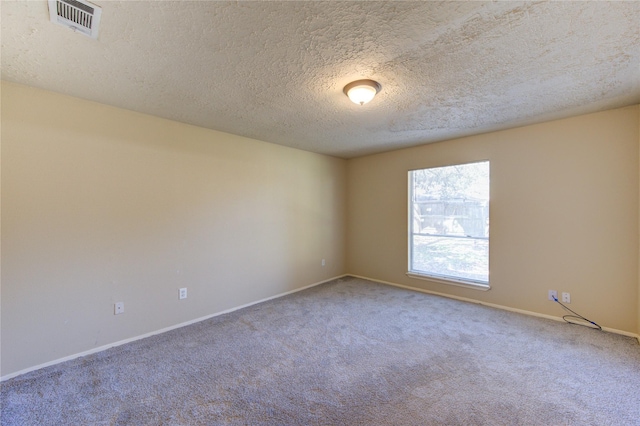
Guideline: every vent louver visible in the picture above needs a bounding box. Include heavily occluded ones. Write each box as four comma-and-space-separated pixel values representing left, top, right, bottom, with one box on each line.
48, 0, 102, 39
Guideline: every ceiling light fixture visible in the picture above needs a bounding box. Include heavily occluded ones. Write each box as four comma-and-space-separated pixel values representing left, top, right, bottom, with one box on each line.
343, 79, 382, 106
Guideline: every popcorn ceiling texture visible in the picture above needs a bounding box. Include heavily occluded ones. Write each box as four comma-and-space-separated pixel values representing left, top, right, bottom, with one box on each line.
2, 1, 639, 158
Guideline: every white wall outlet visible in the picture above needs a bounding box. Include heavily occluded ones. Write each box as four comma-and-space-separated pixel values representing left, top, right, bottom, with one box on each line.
321, 259, 326, 267
114, 302, 124, 315
548, 290, 558, 301
179, 288, 187, 300
562, 292, 571, 304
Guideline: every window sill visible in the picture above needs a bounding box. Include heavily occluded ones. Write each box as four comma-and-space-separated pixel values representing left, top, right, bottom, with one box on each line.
406, 272, 490, 291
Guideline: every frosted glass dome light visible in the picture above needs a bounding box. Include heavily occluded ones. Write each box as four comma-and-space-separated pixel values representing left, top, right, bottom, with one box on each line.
343, 79, 382, 105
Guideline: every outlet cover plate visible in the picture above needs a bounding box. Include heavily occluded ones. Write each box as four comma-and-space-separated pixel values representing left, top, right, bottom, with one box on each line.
179, 288, 187, 300
115, 302, 124, 315
548, 290, 557, 301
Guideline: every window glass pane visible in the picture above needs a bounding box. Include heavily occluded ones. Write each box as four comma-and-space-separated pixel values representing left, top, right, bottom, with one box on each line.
409, 161, 489, 283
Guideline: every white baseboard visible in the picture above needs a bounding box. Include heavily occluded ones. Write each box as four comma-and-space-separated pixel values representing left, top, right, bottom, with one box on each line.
349, 274, 640, 343
4, 272, 636, 381
1, 274, 348, 382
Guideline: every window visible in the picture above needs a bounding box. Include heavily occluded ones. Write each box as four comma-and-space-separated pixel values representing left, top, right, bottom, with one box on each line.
408, 161, 490, 289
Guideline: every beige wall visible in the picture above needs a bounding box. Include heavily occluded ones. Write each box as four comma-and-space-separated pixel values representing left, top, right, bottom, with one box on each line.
1, 82, 347, 376
347, 105, 639, 334
2, 80, 639, 378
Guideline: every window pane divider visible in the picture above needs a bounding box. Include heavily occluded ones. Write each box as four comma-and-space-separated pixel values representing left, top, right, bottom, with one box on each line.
411, 233, 488, 240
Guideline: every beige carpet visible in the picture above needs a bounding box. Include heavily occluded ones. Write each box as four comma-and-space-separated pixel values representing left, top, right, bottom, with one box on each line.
2, 276, 639, 425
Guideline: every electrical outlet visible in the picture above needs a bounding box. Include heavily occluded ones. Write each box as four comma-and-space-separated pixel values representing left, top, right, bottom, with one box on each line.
179, 288, 187, 300
562, 292, 571, 304
114, 302, 124, 315
548, 290, 558, 301
321, 259, 326, 267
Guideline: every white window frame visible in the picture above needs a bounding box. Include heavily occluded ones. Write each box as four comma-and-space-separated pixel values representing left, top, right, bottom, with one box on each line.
407, 161, 490, 291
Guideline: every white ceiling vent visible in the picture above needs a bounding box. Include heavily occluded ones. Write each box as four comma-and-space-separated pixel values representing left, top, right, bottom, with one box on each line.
48, 0, 102, 39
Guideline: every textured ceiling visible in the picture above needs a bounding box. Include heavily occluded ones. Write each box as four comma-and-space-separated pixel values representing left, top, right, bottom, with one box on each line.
2, 1, 639, 158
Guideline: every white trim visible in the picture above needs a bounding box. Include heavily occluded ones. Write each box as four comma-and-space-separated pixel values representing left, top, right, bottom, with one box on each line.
406, 272, 490, 291
1, 274, 348, 382
350, 274, 640, 342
